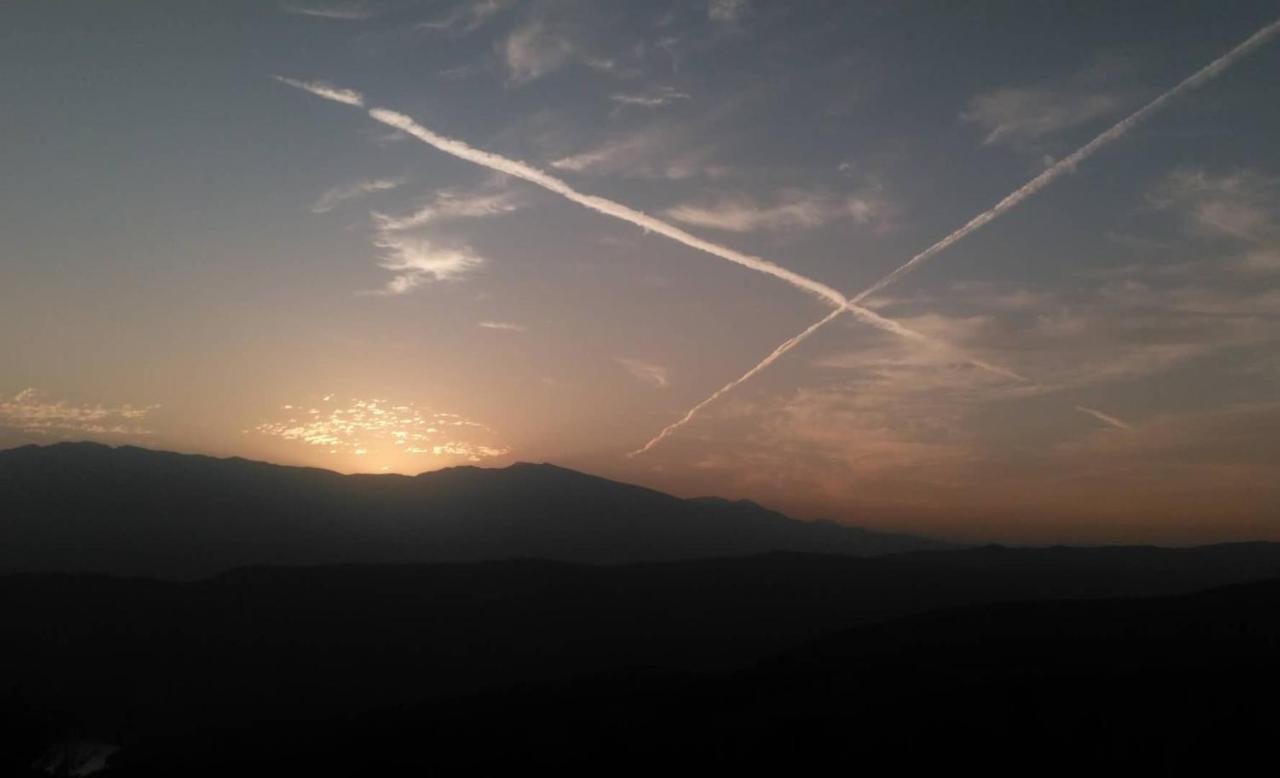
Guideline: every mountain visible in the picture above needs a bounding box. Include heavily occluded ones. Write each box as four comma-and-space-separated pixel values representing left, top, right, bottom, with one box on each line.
0, 442, 951, 577
7, 556, 1280, 775
6, 543, 1280, 765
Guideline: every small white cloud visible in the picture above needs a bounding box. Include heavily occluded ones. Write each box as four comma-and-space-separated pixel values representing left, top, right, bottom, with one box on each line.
1075, 405, 1134, 431
281, 3, 371, 20
616, 358, 670, 389
550, 137, 646, 173
608, 86, 691, 111
550, 128, 720, 180
708, 0, 749, 23
666, 188, 897, 233
0, 389, 157, 437
961, 59, 1134, 147
419, 0, 513, 34
373, 186, 523, 231
311, 178, 402, 214
962, 87, 1122, 146
478, 320, 527, 332
371, 236, 484, 294
1150, 168, 1278, 242
256, 395, 509, 463
502, 21, 576, 84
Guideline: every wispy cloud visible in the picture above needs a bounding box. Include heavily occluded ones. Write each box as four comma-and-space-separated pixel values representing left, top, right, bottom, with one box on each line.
708, 0, 750, 24
273, 76, 364, 107
1150, 168, 1278, 242
418, 0, 512, 34
665, 189, 896, 233
632, 16, 1280, 454
616, 358, 670, 389
478, 320, 527, 332
370, 235, 484, 295
1075, 405, 1134, 431
668, 391, 1280, 542
280, 79, 1023, 402
551, 135, 658, 175
549, 126, 722, 180
502, 20, 577, 84
609, 86, 691, 112
281, 3, 372, 21
373, 185, 523, 231
963, 86, 1125, 147
360, 181, 519, 293
311, 177, 402, 214
0, 388, 156, 437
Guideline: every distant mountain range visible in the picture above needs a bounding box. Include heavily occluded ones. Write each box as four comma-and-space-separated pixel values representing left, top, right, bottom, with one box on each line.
0, 442, 952, 577
6, 546, 1280, 774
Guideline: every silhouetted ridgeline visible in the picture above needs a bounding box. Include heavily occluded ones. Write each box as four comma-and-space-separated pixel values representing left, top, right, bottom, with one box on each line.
6, 545, 1280, 774
0, 442, 951, 577
4, 566, 1280, 775
7, 442, 1280, 775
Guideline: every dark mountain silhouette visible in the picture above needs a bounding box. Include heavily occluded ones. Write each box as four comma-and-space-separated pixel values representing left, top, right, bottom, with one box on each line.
7, 568, 1278, 776
8, 442, 1280, 775
0, 442, 952, 578
6, 543, 1280, 774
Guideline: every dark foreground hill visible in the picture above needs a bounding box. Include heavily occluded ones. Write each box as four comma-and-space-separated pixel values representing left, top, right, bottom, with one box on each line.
200, 577, 1275, 777
5, 544, 1280, 775
0, 442, 949, 577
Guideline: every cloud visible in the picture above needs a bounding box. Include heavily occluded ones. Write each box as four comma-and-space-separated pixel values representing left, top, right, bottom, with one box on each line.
354, 105, 848, 306
478, 320, 527, 332
498, 13, 646, 85
635, 17, 1280, 454
1238, 248, 1280, 274
616, 358, 670, 389
549, 130, 720, 180
361, 181, 519, 293
419, 0, 512, 34
963, 86, 1124, 147
281, 3, 372, 21
370, 235, 484, 294
1150, 168, 1278, 242
311, 178, 402, 214
0, 388, 156, 437
373, 186, 523, 231
273, 76, 365, 107
282, 80, 1019, 412
665, 388, 1280, 542
665, 189, 896, 233
708, 0, 750, 23
502, 21, 577, 84
254, 395, 509, 463
1075, 405, 1133, 431
608, 86, 691, 112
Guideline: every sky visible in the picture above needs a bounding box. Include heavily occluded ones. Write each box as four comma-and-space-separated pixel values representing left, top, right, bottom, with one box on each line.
3, 0, 1279, 545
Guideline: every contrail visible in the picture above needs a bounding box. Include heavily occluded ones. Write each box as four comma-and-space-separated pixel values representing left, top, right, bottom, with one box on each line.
630, 16, 1280, 456
1075, 405, 1133, 431
856, 16, 1280, 305
279, 77, 1022, 380
273, 76, 365, 107
369, 106, 849, 308
630, 306, 846, 457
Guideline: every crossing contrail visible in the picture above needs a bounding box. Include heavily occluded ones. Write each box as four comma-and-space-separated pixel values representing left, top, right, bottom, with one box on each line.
279, 78, 1023, 382
629, 16, 1280, 456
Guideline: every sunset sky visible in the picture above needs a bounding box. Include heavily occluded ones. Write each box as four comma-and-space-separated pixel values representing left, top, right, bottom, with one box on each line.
3, 0, 1279, 544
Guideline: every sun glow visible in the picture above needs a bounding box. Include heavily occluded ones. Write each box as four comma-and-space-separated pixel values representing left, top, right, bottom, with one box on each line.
253, 395, 509, 473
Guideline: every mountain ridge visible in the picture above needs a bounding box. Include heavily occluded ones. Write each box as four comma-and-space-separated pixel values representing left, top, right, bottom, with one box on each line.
0, 441, 954, 577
